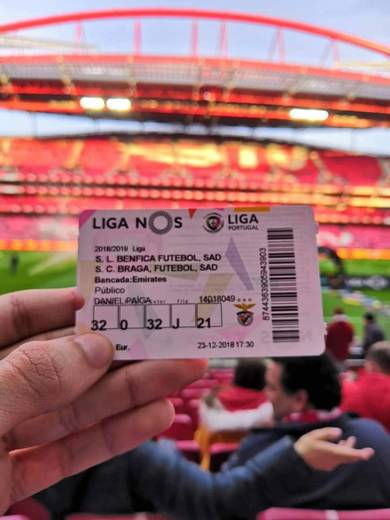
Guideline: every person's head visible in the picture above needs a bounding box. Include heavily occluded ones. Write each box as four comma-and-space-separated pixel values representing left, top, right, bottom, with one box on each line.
265, 354, 341, 420
365, 341, 390, 375
233, 358, 266, 391
333, 307, 344, 315
364, 312, 376, 325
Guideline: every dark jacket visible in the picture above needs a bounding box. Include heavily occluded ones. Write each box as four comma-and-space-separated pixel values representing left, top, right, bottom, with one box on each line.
37, 414, 390, 520
362, 323, 385, 355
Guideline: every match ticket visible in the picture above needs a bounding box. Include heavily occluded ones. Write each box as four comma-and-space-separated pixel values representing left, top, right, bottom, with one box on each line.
76, 206, 325, 359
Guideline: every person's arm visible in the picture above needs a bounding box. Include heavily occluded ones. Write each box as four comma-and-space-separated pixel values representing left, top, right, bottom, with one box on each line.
0, 288, 207, 514
119, 428, 373, 520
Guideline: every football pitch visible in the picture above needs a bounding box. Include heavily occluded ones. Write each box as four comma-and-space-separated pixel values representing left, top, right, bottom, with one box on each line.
0, 251, 76, 294
322, 291, 390, 340
0, 251, 389, 341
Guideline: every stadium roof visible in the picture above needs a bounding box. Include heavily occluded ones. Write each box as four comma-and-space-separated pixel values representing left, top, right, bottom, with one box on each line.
0, 8, 389, 129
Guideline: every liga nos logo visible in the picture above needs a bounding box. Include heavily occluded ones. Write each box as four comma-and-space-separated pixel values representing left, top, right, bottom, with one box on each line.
203, 212, 225, 233
136, 211, 183, 235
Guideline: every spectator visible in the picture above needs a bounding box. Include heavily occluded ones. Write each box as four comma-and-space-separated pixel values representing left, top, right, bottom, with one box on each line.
197, 359, 272, 468
199, 359, 272, 432
341, 341, 390, 430
0, 288, 207, 515
325, 307, 354, 369
361, 312, 385, 356
36, 354, 385, 520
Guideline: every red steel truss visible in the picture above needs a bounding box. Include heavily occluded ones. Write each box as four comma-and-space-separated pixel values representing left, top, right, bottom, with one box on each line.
0, 8, 389, 128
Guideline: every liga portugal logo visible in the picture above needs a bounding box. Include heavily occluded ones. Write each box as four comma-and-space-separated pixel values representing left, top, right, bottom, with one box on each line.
203, 212, 224, 233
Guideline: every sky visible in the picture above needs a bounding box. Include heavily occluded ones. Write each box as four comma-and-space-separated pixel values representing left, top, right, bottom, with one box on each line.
0, 0, 389, 155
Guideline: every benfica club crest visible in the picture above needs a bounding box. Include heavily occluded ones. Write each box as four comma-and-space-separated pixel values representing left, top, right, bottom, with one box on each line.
234, 302, 256, 326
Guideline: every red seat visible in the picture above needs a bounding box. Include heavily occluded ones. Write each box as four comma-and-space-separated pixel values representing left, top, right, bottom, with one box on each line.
181, 387, 207, 401
258, 509, 390, 519
0, 516, 31, 520
188, 379, 217, 389
175, 439, 201, 464
169, 396, 185, 414
337, 512, 390, 519
209, 369, 234, 384
159, 414, 194, 440
258, 510, 328, 519
7, 499, 50, 520
184, 399, 200, 430
209, 442, 239, 472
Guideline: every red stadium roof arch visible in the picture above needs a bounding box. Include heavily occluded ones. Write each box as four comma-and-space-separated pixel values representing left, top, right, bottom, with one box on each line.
0, 8, 389, 128
0, 8, 389, 57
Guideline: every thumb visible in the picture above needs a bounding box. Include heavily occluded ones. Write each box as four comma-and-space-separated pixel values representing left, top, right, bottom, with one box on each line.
304, 427, 343, 442
0, 333, 113, 436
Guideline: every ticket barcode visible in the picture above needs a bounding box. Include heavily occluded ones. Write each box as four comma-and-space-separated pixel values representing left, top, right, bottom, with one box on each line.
267, 227, 300, 343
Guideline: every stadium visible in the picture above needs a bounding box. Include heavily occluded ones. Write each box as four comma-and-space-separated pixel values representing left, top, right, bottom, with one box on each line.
1, 7, 389, 337
1, 5, 390, 519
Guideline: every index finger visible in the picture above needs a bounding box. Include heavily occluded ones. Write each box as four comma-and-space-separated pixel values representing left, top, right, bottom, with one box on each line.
0, 288, 83, 348
321, 441, 374, 463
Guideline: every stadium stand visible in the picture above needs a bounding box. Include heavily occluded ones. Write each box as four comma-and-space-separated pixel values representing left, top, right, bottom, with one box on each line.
181, 387, 208, 401
168, 396, 186, 415
1, 137, 388, 189
318, 225, 390, 249
0, 216, 77, 241
1, 137, 389, 251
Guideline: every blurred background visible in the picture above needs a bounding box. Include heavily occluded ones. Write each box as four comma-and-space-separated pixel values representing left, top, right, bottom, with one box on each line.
0, 0, 389, 343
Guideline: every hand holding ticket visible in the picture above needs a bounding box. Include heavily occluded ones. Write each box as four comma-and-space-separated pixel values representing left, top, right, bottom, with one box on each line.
77, 206, 324, 359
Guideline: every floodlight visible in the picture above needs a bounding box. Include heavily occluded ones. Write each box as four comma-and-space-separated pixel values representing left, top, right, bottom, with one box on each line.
289, 108, 329, 122
80, 96, 105, 110
106, 98, 132, 111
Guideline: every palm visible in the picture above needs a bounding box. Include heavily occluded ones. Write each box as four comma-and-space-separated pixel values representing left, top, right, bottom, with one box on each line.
294, 427, 374, 471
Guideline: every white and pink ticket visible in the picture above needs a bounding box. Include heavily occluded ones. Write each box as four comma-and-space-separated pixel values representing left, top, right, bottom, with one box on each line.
76, 206, 325, 359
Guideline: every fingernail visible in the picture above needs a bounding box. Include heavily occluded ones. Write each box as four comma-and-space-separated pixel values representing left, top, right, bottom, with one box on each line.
76, 333, 113, 368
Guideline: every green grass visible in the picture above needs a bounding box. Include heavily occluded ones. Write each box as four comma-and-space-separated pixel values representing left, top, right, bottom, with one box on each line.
322, 290, 390, 341
320, 258, 390, 340
360, 288, 390, 305
344, 259, 390, 277
0, 251, 76, 294
320, 258, 390, 277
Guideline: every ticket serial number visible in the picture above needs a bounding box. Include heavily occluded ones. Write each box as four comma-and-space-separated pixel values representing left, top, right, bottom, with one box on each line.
199, 294, 236, 303
197, 340, 255, 349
